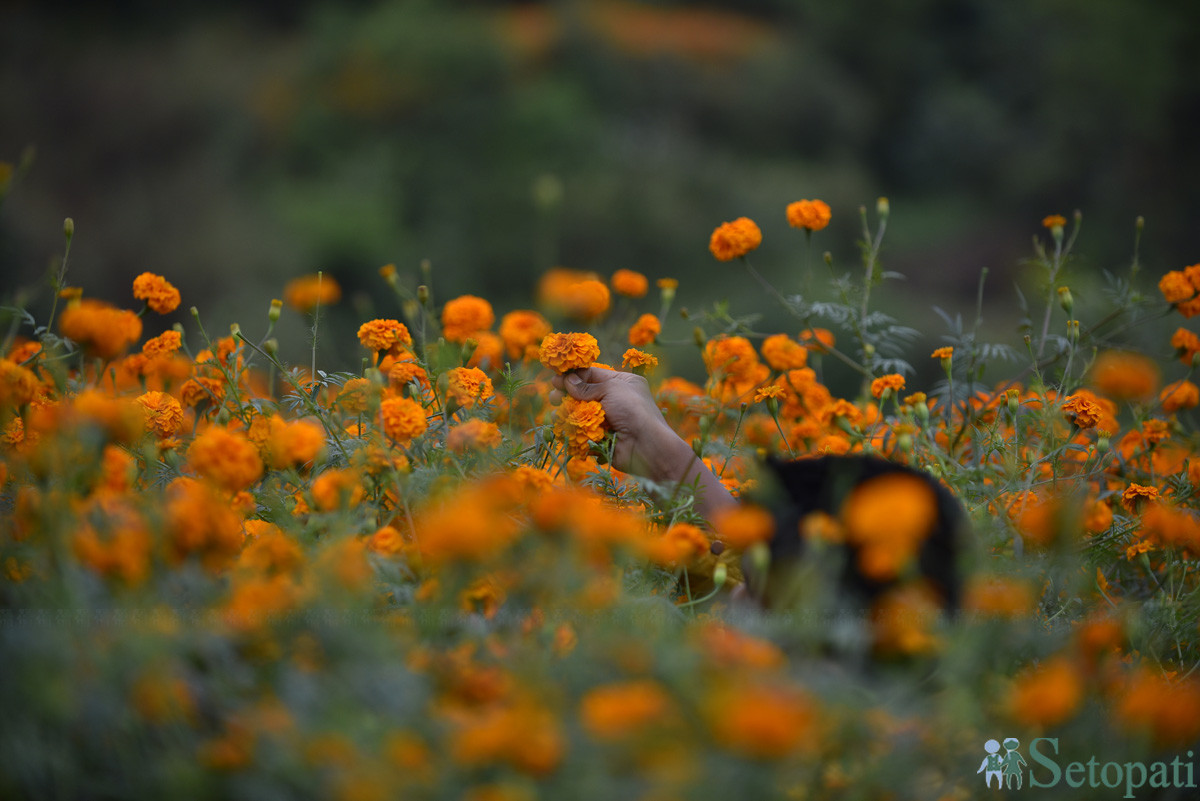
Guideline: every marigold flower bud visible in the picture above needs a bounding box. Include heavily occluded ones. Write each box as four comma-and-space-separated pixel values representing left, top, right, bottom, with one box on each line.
417, 285, 429, 305
876, 196, 890, 220
1057, 286, 1074, 314
263, 338, 278, 355
63, 217, 74, 240
693, 327, 706, 347
712, 563, 727, 590
268, 299, 282, 323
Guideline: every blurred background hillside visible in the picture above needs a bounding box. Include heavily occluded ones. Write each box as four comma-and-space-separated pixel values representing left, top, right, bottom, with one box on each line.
2, 0, 1198, 380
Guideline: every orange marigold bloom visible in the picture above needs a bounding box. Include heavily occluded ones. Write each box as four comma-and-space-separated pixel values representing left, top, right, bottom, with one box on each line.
466, 331, 504, 370
1159, 270, 1195, 305
1042, 214, 1067, 229
640, 522, 710, 567
1121, 483, 1159, 513
368, 525, 406, 556
310, 468, 364, 511
72, 496, 153, 584
753, 384, 784, 403
1009, 656, 1084, 728
132, 272, 181, 314
1142, 418, 1171, 445
539, 331, 600, 373
142, 330, 183, 360
610, 268, 649, 298
621, 348, 657, 371
188, 426, 263, 492
165, 477, 245, 569
446, 366, 494, 409
1061, 393, 1103, 429
709, 217, 762, 261
963, 575, 1036, 618
627, 313, 662, 347
930, 346, 953, 360
251, 414, 326, 470
0, 358, 41, 408
799, 327, 835, 352
442, 295, 495, 343
357, 318, 412, 354
707, 682, 817, 759
580, 680, 673, 740
415, 478, 523, 564
1089, 350, 1160, 401
1117, 667, 1200, 747
842, 472, 937, 580
557, 397, 607, 458
450, 700, 564, 776
871, 583, 943, 656
870, 373, 905, 399
498, 310, 551, 360
59, 299, 143, 360
560, 278, 611, 320
1171, 327, 1200, 363
283, 274, 341, 313
136, 390, 184, 438
447, 418, 503, 452
761, 333, 808, 371
180, 376, 224, 408
380, 396, 428, 446
713, 504, 774, 549
1160, 379, 1200, 412
386, 357, 431, 395
786, 199, 831, 231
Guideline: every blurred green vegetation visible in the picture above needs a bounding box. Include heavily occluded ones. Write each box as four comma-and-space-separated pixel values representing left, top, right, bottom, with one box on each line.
1, 0, 1197, 375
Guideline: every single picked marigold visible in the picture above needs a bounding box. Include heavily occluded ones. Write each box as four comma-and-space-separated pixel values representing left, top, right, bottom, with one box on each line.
136, 390, 184, 438
627, 313, 661, 347
132, 272, 181, 314
557, 396, 607, 458
357, 319, 412, 354
539, 331, 600, 373
498, 310, 551, 360
610, 268, 649, 298
786, 199, 831, 232
446, 366, 494, 409
187, 426, 264, 492
283, 273, 341, 313
380, 396, 428, 446
870, 373, 905, 399
442, 295, 495, 344
709, 217, 762, 261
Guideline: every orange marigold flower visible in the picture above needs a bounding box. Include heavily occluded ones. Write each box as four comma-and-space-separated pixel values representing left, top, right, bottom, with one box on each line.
165, 477, 245, 569
136, 390, 184, 438
640, 521, 710, 567
963, 575, 1036, 618
1089, 350, 1160, 401
368, 525, 406, 556
132, 272, 181, 314
442, 295, 495, 343
1121, 483, 1159, 513
1142, 418, 1171, 445
1084, 498, 1113, 534
560, 279, 611, 320
1009, 656, 1083, 728
627, 313, 661, 347
498, 310, 551, 360
335, 377, 377, 414
357, 319, 412, 354
1159, 270, 1196, 305
580, 680, 673, 740
59, 299, 143, 360
283, 274, 341, 313
0, 358, 41, 407
445, 366, 494, 409
1061, 393, 1103, 429
1171, 327, 1200, 364
187, 426, 264, 492
1161, 379, 1200, 412
180, 376, 224, 408
707, 682, 817, 759
709, 217, 762, 261
931, 346, 954, 360
416, 479, 523, 565
799, 327, 835, 352
252, 414, 327, 470
1042, 214, 1067, 230
842, 472, 937, 580
713, 504, 774, 549
557, 397, 607, 458
386, 357, 431, 394
871, 583, 944, 656
870, 373, 905, 399
621, 348, 657, 371
538, 331, 600, 373
786, 199, 831, 231
760, 333, 808, 371
142, 330, 183, 360
447, 418, 503, 452
610, 268, 649, 298
753, 384, 784, 403
380, 396, 428, 446
310, 468, 364, 511
1117, 667, 1200, 747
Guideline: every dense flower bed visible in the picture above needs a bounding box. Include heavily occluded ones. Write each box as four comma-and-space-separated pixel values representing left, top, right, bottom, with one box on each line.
3, 203, 1200, 800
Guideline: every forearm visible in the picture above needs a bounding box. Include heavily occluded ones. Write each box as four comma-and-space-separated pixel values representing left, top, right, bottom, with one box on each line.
639, 423, 738, 525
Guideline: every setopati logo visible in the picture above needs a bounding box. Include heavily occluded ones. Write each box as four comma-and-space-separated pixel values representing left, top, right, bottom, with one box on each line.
978, 737, 1197, 798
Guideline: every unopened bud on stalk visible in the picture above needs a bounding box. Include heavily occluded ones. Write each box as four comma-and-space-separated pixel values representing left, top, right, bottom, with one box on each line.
268, 299, 282, 323
365, 367, 383, 386
216, 407, 231, 425
1136, 216, 1145, 233
712, 563, 727, 590
693, 327, 706, 347
876, 196, 890, 220
1096, 431, 1110, 453
863, 343, 875, 358
229, 323, 241, 338
897, 430, 913, 452
1067, 319, 1079, 343
749, 542, 770, 578
679, 307, 690, 319
379, 263, 398, 287
1006, 388, 1020, 416
263, 338, 278, 355
63, 217, 74, 240
417, 285, 429, 305
913, 398, 929, 424
1057, 286, 1074, 314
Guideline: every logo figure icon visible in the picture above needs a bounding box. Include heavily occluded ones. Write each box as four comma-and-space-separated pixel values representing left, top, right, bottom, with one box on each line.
978, 739, 1003, 788
979, 737, 1027, 789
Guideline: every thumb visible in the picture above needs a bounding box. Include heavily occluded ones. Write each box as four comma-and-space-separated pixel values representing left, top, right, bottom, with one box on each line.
564, 369, 604, 401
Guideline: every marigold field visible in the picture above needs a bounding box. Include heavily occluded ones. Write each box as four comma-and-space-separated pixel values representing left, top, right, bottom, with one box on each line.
4, 199, 1200, 800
